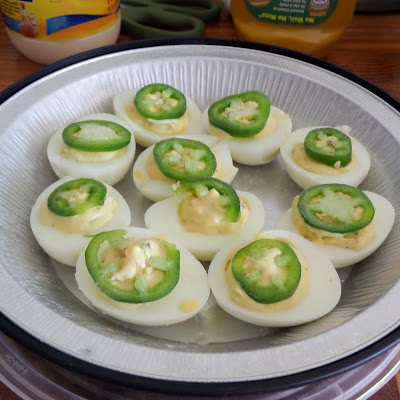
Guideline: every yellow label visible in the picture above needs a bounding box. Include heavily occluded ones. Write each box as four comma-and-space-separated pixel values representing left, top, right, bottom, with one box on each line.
0, 0, 120, 41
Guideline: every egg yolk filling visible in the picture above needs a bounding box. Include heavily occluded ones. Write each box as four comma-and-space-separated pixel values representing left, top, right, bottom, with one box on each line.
291, 195, 375, 250
85, 230, 180, 303
107, 239, 166, 291
41, 179, 118, 233
292, 127, 356, 173
226, 235, 310, 312
177, 188, 249, 235
146, 153, 172, 182
179, 299, 202, 314
292, 142, 355, 175
209, 108, 281, 140
41, 193, 117, 233
61, 146, 127, 163
126, 102, 190, 135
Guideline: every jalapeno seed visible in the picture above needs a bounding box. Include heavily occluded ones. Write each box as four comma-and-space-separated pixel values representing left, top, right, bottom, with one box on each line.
208, 91, 271, 138
231, 239, 301, 304
298, 183, 375, 234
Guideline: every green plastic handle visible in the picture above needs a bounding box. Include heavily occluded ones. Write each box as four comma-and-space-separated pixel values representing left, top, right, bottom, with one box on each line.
121, 6, 206, 39
121, 0, 221, 22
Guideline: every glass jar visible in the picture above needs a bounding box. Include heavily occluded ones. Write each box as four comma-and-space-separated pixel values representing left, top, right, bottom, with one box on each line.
0, 0, 121, 64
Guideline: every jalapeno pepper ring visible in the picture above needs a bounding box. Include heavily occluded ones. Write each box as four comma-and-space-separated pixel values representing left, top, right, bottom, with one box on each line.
304, 128, 352, 167
174, 177, 241, 222
298, 183, 375, 234
85, 230, 180, 303
47, 178, 107, 217
208, 91, 271, 138
231, 239, 301, 304
134, 83, 187, 120
153, 138, 217, 181
62, 120, 131, 152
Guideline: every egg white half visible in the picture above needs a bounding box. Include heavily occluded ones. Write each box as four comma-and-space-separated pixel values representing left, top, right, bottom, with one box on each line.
275, 191, 395, 268
75, 227, 210, 326
144, 190, 265, 261
113, 89, 204, 147
30, 177, 131, 267
133, 135, 238, 202
208, 230, 341, 327
280, 126, 371, 189
47, 113, 136, 186
203, 106, 292, 165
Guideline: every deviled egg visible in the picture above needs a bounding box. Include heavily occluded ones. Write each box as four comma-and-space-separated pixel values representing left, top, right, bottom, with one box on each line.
30, 177, 131, 266
113, 83, 203, 147
203, 91, 292, 165
280, 126, 371, 189
75, 227, 210, 326
47, 113, 136, 186
145, 177, 265, 261
275, 183, 395, 268
133, 135, 238, 202
208, 230, 341, 327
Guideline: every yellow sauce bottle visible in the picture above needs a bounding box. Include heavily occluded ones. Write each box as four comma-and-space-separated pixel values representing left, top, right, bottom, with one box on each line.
230, 0, 356, 58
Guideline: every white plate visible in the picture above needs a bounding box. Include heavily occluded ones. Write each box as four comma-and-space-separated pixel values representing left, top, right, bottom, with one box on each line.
0, 40, 399, 394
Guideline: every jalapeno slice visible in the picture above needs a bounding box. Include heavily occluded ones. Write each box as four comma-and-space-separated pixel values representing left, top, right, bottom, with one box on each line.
208, 91, 271, 138
134, 83, 186, 120
298, 183, 375, 234
85, 230, 180, 303
231, 239, 301, 304
47, 178, 107, 217
174, 177, 241, 222
153, 138, 217, 181
62, 120, 131, 152
304, 128, 352, 167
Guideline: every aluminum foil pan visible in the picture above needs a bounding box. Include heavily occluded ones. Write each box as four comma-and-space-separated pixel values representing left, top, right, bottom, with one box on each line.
0, 39, 399, 395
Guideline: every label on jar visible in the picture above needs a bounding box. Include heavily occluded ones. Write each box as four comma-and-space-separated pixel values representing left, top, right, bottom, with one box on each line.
0, 0, 120, 41
245, 0, 337, 25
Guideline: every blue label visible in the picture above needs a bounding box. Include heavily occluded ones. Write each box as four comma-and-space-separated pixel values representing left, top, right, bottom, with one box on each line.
46, 6, 120, 35
2, 14, 20, 33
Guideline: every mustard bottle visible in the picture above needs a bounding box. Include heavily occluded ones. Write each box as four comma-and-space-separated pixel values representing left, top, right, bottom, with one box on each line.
230, 0, 356, 58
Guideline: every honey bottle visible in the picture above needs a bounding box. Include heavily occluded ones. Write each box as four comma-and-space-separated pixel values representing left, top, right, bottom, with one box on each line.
231, 0, 356, 58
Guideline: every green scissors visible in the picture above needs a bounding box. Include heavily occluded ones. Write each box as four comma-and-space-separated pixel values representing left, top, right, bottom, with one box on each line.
120, 0, 221, 39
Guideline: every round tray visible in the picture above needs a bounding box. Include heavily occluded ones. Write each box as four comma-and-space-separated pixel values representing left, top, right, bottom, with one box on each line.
0, 39, 399, 395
